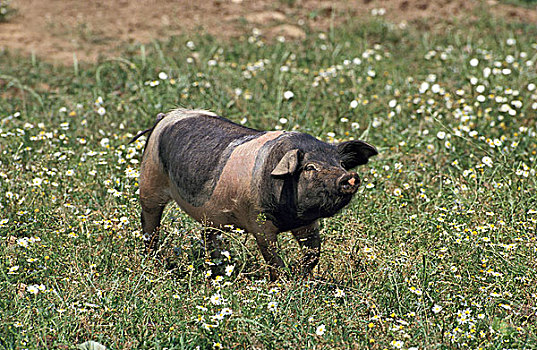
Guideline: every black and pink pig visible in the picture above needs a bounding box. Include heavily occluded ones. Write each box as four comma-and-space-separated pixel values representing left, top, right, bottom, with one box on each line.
132, 109, 377, 280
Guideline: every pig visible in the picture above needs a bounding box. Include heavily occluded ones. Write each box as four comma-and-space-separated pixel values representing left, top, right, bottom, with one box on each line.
132, 108, 377, 280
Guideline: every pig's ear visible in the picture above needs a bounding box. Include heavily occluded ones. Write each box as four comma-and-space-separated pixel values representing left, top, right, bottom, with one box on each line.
337, 141, 378, 169
271, 149, 301, 176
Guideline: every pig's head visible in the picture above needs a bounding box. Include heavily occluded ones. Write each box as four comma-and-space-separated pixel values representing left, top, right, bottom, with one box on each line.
266, 133, 377, 229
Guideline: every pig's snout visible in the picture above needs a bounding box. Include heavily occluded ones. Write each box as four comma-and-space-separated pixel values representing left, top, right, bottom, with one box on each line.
337, 172, 360, 194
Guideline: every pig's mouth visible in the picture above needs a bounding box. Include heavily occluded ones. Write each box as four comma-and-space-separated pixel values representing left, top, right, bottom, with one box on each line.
297, 191, 354, 221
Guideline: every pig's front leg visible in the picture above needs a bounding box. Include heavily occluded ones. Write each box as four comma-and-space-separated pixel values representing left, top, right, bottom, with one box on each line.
252, 230, 285, 281
291, 221, 321, 276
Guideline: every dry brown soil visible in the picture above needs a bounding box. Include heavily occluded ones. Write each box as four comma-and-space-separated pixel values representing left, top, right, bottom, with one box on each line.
0, 0, 536, 65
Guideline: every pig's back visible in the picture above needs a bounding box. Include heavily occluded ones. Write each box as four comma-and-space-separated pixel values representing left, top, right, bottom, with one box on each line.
155, 109, 262, 207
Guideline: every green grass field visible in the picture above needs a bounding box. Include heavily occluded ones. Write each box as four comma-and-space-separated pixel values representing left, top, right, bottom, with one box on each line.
1, 8, 537, 349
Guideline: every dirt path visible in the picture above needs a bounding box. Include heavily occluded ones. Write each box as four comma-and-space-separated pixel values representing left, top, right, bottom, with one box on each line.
0, 0, 536, 65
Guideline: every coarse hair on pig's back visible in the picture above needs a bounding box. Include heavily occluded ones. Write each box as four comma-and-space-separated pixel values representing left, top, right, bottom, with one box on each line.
128, 108, 218, 146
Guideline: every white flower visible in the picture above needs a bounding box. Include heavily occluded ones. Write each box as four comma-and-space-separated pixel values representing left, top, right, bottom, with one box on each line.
409, 287, 422, 295
506, 38, 516, 46
419, 82, 429, 93
27, 285, 39, 295
100, 138, 110, 147
225, 265, 234, 276
389, 99, 397, 108
334, 288, 346, 297
279, 117, 288, 124
97, 107, 106, 116
125, 167, 139, 178
528, 83, 536, 91
95, 96, 104, 105
499, 303, 511, 310
391, 340, 404, 349
268, 301, 278, 312
316, 324, 326, 336
158, 72, 168, 80
32, 177, 43, 186
210, 293, 224, 305
432, 304, 443, 314
350, 100, 358, 109
436, 131, 446, 140
482, 156, 493, 167
469, 58, 479, 67
269, 287, 280, 295
283, 91, 294, 100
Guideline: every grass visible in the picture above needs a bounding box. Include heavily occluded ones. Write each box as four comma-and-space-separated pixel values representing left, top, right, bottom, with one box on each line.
1, 9, 537, 349
500, 0, 537, 8
0, 0, 15, 22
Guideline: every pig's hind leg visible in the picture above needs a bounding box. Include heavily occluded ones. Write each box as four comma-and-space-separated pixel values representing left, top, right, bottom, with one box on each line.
141, 203, 167, 252
140, 184, 171, 253
201, 228, 227, 276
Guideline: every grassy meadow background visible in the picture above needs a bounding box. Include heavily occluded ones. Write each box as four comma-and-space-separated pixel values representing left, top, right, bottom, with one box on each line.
1, 6, 537, 349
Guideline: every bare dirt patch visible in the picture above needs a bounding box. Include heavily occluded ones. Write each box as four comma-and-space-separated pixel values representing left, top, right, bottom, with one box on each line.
1, 0, 536, 65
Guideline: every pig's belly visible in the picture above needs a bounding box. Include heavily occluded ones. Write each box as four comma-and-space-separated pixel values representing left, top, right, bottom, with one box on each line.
169, 185, 249, 229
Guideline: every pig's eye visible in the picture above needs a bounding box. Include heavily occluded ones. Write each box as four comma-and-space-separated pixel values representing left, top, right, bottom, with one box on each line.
304, 164, 318, 172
